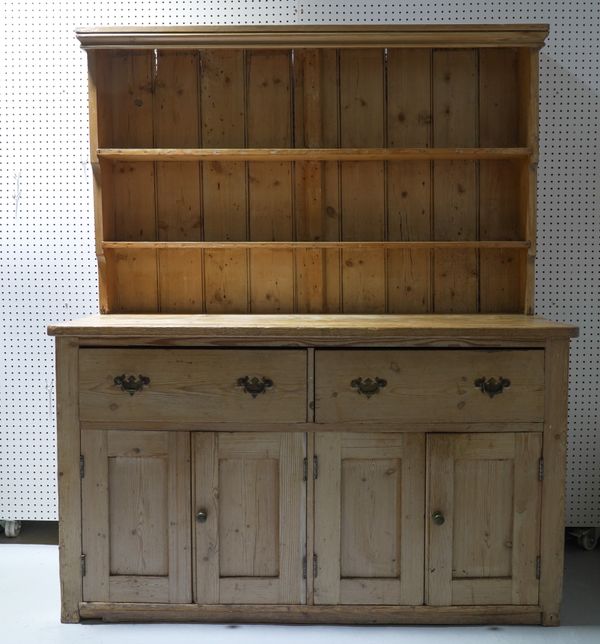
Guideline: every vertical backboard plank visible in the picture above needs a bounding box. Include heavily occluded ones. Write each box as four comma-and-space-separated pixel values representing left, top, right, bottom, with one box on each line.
201, 50, 248, 241
203, 248, 249, 313
158, 248, 204, 313
432, 50, 479, 313
106, 248, 159, 313
250, 248, 294, 313
247, 50, 293, 241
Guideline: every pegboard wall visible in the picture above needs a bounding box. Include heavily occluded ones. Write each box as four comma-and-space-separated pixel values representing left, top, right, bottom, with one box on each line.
0, 1, 597, 525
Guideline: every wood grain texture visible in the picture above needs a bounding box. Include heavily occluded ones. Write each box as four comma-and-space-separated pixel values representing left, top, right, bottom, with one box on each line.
111, 162, 156, 241
193, 432, 219, 603
109, 51, 154, 147
247, 50, 293, 242
314, 433, 424, 605
479, 48, 523, 313
87, 52, 111, 312
427, 433, 541, 607
91, 42, 542, 316
169, 433, 193, 603
195, 432, 305, 604
154, 51, 202, 242
57, 29, 576, 628
158, 249, 204, 313
341, 249, 386, 314
106, 50, 157, 316
79, 602, 543, 624
540, 338, 570, 625
218, 457, 280, 577
519, 49, 540, 314
82, 430, 192, 604
103, 241, 530, 250
98, 147, 531, 161
315, 349, 545, 424
512, 432, 542, 605
108, 453, 169, 576
201, 50, 247, 242
55, 338, 82, 622
79, 348, 307, 423
203, 249, 249, 313
81, 429, 109, 602
104, 248, 158, 312
339, 49, 386, 313
387, 249, 432, 313
76, 24, 551, 50
249, 249, 295, 313
312, 432, 341, 604
49, 314, 578, 339
432, 50, 479, 313
386, 48, 432, 319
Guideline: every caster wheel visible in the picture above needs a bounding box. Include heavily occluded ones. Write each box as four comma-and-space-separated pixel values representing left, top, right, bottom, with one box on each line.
578, 531, 599, 551
2, 520, 22, 538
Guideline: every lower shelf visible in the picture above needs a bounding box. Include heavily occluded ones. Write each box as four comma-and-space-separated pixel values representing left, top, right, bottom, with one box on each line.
79, 602, 544, 625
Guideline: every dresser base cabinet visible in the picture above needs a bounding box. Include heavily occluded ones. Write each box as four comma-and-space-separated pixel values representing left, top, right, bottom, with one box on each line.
51, 315, 576, 626
55, 21, 576, 628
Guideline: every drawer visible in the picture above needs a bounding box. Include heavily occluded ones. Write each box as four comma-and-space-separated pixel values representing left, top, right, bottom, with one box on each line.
315, 350, 544, 424
79, 349, 307, 423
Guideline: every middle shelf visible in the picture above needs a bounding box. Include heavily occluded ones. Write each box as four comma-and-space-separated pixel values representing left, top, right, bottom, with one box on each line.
102, 240, 531, 250
97, 147, 532, 162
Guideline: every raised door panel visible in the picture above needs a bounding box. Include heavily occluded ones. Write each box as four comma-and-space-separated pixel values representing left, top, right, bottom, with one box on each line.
427, 433, 542, 606
194, 432, 306, 604
314, 433, 425, 605
81, 430, 191, 603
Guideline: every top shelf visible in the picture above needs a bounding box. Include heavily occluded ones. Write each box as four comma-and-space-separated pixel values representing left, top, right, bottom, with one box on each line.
97, 147, 532, 162
76, 24, 550, 50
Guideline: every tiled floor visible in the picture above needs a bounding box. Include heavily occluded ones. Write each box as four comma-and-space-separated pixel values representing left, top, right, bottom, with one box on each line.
0, 524, 598, 643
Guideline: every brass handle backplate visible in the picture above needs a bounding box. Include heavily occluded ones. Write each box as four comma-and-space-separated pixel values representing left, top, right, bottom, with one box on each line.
114, 374, 150, 396
196, 510, 208, 523
237, 376, 274, 398
351, 377, 387, 399
474, 376, 511, 398
432, 511, 445, 526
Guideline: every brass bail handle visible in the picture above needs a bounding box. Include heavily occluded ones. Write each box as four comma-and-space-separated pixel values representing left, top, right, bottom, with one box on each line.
113, 374, 151, 396
237, 375, 274, 398
351, 376, 387, 399
474, 376, 511, 398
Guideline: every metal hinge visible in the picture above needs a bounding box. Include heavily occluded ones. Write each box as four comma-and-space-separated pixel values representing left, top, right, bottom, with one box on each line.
313, 554, 318, 578
313, 455, 319, 480
81, 554, 87, 577
535, 556, 541, 580
79, 455, 85, 479
302, 555, 307, 579
303, 458, 308, 482
538, 458, 544, 482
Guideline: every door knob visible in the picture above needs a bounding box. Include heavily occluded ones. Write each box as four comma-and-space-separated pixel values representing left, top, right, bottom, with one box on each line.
432, 511, 445, 526
196, 510, 208, 523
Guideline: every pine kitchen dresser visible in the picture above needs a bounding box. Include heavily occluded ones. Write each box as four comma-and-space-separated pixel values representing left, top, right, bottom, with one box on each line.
49, 24, 578, 625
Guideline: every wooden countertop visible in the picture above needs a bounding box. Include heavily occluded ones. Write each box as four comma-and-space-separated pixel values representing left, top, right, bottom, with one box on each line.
48, 314, 577, 340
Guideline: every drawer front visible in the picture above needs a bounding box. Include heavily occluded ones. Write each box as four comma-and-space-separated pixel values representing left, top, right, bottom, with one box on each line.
315, 350, 544, 424
79, 349, 307, 423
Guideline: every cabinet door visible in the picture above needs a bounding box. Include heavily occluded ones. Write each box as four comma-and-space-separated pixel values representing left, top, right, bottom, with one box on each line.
314, 433, 425, 605
427, 433, 542, 606
81, 430, 192, 603
194, 432, 306, 604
